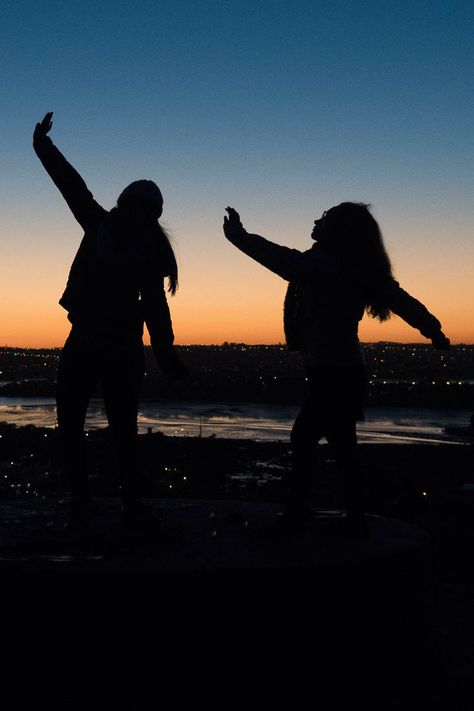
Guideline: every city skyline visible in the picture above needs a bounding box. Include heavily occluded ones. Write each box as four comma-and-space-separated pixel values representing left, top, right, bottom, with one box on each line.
2, 1, 473, 347
1, 341, 472, 411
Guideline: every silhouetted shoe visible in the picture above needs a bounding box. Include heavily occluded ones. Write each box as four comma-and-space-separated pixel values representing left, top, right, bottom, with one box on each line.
271, 504, 315, 535
65, 499, 99, 535
120, 501, 164, 534
341, 513, 369, 540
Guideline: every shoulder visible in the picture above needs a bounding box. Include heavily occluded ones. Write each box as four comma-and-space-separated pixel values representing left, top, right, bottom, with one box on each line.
302, 244, 345, 279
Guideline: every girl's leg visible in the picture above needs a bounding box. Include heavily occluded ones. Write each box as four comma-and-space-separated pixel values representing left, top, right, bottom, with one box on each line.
56, 334, 97, 508
289, 396, 325, 511
326, 419, 365, 519
100, 344, 145, 508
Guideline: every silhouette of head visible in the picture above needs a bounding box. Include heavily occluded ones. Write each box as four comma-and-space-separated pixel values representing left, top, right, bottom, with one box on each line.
111, 180, 178, 294
117, 180, 163, 224
312, 202, 393, 320
311, 202, 375, 245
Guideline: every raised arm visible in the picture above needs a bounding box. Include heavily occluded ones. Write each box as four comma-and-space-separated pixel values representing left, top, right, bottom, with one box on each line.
33, 112, 104, 231
384, 280, 450, 349
223, 207, 314, 282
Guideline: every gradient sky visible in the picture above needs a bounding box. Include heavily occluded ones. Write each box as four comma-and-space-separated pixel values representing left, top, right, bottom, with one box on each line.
1, 0, 473, 347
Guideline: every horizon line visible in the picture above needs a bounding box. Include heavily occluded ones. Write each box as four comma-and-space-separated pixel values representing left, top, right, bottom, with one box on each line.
0, 341, 472, 350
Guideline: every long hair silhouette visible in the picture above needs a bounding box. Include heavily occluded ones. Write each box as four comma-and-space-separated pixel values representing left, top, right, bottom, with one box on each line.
115, 180, 178, 294
314, 202, 393, 321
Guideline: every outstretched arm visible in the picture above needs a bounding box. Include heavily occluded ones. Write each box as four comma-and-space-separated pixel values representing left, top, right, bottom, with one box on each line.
223, 207, 313, 282
385, 280, 450, 350
33, 112, 104, 231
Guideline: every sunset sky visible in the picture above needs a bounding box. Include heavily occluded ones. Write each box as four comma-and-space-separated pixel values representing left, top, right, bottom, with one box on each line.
1, 0, 473, 347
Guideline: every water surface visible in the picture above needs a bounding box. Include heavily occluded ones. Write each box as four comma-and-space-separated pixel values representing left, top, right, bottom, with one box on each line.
0, 397, 471, 444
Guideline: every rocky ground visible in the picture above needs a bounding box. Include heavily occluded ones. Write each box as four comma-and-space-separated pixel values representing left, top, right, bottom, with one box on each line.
0, 425, 473, 697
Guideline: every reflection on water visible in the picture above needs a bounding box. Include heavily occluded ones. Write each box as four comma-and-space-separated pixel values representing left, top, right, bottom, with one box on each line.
0, 397, 471, 445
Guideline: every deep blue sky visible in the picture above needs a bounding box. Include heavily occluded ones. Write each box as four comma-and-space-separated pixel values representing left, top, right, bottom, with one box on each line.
2, 0, 473, 345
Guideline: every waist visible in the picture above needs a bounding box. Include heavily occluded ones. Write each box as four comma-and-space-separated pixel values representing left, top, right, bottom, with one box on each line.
70, 324, 143, 350
303, 341, 365, 368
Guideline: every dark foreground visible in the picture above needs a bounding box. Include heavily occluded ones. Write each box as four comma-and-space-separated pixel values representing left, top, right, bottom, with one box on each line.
0, 428, 473, 699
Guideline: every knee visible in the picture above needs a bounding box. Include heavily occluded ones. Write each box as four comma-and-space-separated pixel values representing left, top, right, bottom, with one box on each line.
290, 420, 313, 450
109, 420, 138, 444
56, 414, 84, 439
290, 425, 303, 448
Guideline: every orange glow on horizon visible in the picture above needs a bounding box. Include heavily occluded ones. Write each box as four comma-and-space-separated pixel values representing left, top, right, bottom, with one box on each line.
1, 260, 472, 348
1, 224, 472, 348
2, 310, 472, 349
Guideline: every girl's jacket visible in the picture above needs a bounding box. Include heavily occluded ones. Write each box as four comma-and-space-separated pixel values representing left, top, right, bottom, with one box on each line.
33, 133, 174, 352
225, 228, 443, 367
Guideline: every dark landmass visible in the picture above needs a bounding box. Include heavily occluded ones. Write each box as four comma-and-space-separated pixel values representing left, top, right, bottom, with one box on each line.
1, 342, 473, 407
0, 420, 473, 692
1, 420, 473, 507
1, 420, 473, 586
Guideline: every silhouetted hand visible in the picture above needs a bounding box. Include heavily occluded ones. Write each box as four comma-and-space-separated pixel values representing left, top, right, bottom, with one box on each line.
33, 112, 53, 142
223, 207, 245, 239
168, 360, 189, 380
153, 345, 189, 380
431, 331, 450, 350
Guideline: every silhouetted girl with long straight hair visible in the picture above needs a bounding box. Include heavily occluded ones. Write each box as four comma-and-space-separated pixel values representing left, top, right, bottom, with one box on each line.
33, 112, 187, 531
224, 203, 449, 533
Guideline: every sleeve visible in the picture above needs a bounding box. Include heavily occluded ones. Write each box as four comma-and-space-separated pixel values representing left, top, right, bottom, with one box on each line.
33, 134, 104, 231
225, 229, 314, 282
384, 279, 443, 339
141, 280, 175, 349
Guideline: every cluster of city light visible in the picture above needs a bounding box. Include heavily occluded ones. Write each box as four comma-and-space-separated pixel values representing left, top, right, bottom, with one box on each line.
367, 379, 466, 385
161, 464, 188, 490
